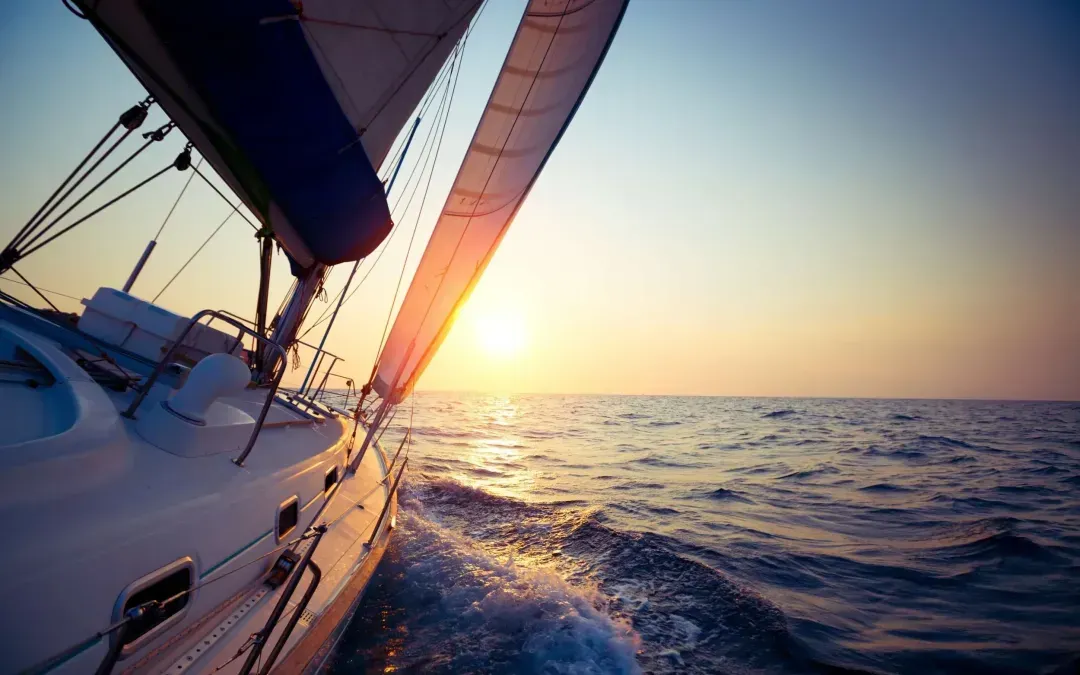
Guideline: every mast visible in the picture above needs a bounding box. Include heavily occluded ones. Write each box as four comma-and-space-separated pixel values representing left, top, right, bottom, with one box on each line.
260, 264, 328, 378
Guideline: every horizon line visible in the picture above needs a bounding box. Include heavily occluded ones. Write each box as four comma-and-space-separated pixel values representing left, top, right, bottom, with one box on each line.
405, 389, 1080, 404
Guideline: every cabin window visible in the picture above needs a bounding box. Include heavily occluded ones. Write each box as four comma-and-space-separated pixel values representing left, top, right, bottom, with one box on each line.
113, 558, 194, 655
277, 496, 299, 542
325, 466, 339, 493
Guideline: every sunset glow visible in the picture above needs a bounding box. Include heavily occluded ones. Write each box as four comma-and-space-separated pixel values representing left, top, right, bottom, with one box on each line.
0, 2, 1077, 400
473, 312, 526, 359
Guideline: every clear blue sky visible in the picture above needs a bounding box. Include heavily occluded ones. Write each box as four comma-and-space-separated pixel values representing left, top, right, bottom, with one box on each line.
1, 1, 1077, 399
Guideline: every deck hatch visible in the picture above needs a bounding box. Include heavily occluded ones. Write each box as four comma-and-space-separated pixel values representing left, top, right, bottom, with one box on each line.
277, 495, 299, 542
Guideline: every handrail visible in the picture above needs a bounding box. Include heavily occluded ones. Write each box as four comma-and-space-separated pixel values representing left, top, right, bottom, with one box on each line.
216, 309, 344, 361
238, 526, 325, 675
258, 560, 322, 675
310, 356, 340, 401
120, 309, 287, 467
367, 457, 407, 548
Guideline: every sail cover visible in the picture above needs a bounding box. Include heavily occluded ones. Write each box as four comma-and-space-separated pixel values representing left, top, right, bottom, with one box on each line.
372, 0, 628, 403
76, 0, 479, 270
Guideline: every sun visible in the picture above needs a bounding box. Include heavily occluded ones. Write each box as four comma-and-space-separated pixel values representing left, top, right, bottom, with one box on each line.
474, 312, 526, 358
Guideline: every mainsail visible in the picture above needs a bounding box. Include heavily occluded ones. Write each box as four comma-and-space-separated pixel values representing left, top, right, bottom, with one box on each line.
76, 0, 480, 270
372, 0, 629, 403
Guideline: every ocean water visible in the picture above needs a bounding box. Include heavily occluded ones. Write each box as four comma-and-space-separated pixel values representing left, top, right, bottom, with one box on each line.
327, 394, 1080, 674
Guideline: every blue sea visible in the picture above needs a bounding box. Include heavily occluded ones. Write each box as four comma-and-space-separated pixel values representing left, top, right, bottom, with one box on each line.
327, 394, 1080, 674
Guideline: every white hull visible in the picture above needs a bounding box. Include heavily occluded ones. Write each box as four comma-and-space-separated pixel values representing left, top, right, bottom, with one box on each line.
0, 299, 399, 674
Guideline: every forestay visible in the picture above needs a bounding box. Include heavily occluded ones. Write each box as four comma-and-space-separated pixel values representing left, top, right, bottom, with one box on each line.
76, 0, 479, 270
372, 0, 629, 403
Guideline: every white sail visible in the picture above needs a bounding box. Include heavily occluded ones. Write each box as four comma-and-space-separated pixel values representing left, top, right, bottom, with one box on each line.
294, 0, 481, 170
372, 0, 629, 403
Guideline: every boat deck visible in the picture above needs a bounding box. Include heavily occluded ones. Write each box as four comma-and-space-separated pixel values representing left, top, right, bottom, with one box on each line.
0, 306, 398, 675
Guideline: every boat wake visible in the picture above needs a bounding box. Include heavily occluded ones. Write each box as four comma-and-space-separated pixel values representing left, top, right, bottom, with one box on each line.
329, 474, 865, 674
328, 486, 640, 674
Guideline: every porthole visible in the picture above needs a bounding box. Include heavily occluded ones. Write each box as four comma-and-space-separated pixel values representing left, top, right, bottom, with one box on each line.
112, 557, 195, 656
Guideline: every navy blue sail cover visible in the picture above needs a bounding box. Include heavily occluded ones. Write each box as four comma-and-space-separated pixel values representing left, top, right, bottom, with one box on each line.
140, 0, 390, 269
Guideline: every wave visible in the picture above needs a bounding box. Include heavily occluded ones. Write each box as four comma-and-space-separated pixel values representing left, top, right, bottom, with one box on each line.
644, 505, 681, 516
631, 455, 700, 469
520, 428, 560, 440
993, 484, 1059, 496
1023, 464, 1068, 476
762, 409, 796, 419
696, 442, 741, 451
863, 447, 928, 461
556, 516, 809, 672
778, 464, 841, 481
611, 481, 667, 491
465, 465, 504, 478
858, 482, 913, 493
927, 494, 1036, 513
408, 475, 524, 512
337, 510, 641, 674
698, 487, 754, 504
398, 475, 844, 673
918, 434, 974, 447
730, 462, 789, 475
410, 425, 472, 439
915, 435, 1001, 453
931, 518, 1064, 563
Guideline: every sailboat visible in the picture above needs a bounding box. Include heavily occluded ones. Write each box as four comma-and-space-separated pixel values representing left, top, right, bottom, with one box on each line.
0, 0, 627, 673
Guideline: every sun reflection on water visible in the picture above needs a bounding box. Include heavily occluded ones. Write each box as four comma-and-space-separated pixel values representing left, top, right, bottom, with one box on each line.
453, 395, 537, 501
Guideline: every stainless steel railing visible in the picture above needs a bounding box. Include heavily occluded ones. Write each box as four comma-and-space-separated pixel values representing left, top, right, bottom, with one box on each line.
120, 309, 288, 466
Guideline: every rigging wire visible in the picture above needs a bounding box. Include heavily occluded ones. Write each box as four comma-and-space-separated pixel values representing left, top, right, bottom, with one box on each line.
374, 405, 399, 446
374, 48, 462, 188
154, 155, 205, 240
9, 268, 60, 313
7, 101, 155, 253
13, 125, 179, 262
295, 47, 460, 342
394, 0, 568, 390
370, 36, 468, 376
297, 2, 487, 342
190, 164, 260, 232
0, 276, 81, 302
317, 480, 391, 582
151, 208, 238, 303
356, 0, 484, 136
